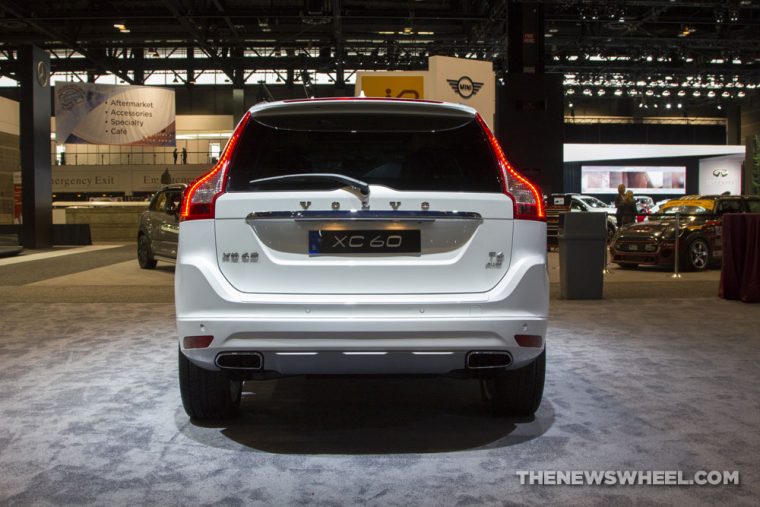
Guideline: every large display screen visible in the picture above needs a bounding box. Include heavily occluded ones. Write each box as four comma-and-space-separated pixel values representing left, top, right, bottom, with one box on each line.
581, 166, 686, 195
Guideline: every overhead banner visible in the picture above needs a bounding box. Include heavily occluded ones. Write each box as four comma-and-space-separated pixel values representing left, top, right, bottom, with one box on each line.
54, 82, 175, 146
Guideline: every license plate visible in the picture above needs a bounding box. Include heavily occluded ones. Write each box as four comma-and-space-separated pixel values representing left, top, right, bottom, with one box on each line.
309, 230, 421, 255
628, 244, 639, 251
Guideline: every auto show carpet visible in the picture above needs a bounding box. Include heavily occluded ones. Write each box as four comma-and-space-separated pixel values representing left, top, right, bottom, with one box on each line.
0, 245, 757, 505
1, 297, 758, 506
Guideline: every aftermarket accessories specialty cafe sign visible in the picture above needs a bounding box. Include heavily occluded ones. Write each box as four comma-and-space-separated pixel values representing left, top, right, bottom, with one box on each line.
54, 82, 175, 146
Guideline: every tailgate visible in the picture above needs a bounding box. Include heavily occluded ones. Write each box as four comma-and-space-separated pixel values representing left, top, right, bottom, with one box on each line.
213, 187, 514, 294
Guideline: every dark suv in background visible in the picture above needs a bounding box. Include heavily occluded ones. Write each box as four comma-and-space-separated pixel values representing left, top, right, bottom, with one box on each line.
137, 184, 186, 268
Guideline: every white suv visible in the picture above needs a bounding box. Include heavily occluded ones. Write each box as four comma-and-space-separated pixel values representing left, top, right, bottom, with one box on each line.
176, 98, 548, 420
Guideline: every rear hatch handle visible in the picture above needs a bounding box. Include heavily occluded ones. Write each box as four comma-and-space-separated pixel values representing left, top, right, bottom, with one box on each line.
248, 173, 370, 206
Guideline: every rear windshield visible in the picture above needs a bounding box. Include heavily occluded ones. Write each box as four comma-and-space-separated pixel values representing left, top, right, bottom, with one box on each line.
226, 114, 502, 193
579, 196, 608, 208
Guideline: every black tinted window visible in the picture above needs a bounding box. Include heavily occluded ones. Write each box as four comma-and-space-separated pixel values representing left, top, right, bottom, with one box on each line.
226, 114, 502, 193
718, 199, 743, 214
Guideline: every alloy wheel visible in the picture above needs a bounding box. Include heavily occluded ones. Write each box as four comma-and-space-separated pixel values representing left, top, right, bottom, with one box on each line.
689, 240, 709, 270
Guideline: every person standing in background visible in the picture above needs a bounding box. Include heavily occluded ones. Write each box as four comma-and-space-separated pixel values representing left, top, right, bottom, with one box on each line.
181, 147, 187, 164
614, 183, 626, 225
173, 147, 178, 164
619, 190, 638, 226
160, 168, 172, 185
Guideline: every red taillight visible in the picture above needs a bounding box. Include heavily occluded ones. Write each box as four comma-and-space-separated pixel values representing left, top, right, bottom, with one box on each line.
180, 111, 251, 221
476, 114, 546, 222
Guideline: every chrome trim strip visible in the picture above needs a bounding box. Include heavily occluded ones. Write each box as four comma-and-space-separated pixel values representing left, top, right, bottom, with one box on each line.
246, 210, 483, 222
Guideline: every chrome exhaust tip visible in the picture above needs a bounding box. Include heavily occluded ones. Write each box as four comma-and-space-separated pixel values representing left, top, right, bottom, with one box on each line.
466, 351, 512, 369
215, 352, 263, 371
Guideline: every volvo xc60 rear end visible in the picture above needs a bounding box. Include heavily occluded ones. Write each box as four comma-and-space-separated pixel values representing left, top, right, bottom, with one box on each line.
175, 98, 548, 420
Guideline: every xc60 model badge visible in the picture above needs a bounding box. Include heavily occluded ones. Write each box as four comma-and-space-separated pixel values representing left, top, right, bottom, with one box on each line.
222, 252, 259, 263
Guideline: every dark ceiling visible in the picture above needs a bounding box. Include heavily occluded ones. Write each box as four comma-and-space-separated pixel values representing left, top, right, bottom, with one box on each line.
0, 0, 758, 103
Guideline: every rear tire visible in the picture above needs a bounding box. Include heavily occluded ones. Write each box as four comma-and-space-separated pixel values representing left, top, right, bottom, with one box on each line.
482, 348, 545, 417
137, 234, 157, 269
179, 349, 242, 420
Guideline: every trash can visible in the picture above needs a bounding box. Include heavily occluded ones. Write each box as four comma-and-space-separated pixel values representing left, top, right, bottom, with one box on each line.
558, 212, 607, 299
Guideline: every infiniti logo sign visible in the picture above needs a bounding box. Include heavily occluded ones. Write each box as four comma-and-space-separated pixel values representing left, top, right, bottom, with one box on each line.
712, 169, 729, 178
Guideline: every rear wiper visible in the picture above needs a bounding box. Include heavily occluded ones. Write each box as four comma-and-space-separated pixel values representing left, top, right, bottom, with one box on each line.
248, 173, 370, 198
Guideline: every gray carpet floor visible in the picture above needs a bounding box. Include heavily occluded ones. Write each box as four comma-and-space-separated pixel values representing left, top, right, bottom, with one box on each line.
1, 298, 758, 506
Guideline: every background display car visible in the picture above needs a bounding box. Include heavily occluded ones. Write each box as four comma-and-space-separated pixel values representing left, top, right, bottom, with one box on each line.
648, 198, 673, 216
137, 184, 186, 268
634, 195, 655, 222
610, 194, 760, 271
175, 98, 548, 421
545, 193, 617, 245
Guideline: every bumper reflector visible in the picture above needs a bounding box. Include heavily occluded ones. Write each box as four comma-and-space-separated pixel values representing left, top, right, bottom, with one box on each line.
515, 334, 543, 347
183, 335, 214, 349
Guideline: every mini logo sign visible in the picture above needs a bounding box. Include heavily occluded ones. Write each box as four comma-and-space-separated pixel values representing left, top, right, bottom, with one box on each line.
712, 168, 728, 178
446, 76, 484, 99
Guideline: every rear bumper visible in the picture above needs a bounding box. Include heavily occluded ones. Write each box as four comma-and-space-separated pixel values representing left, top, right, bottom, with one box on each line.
179, 312, 547, 375
176, 220, 548, 376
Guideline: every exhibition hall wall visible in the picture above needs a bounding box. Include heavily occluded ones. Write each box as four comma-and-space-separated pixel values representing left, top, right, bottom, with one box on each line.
0, 97, 20, 223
